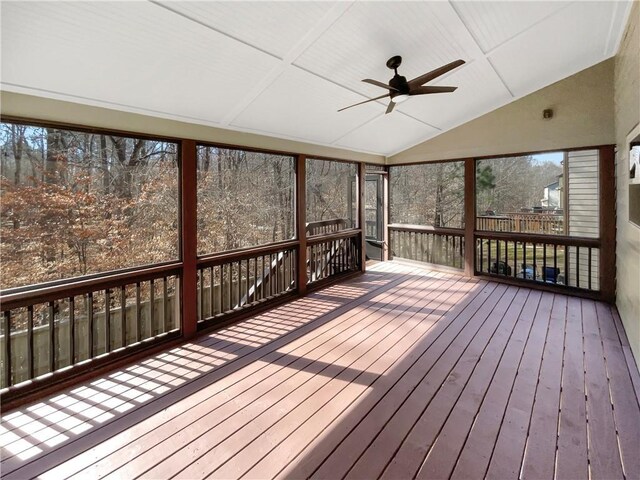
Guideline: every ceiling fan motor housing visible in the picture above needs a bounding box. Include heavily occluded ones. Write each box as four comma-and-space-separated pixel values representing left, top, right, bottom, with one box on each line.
389, 75, 409, 98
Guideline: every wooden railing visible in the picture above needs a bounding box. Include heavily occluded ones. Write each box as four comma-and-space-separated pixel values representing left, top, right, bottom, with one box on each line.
0, 263, 181, 390
306, 218, 348, 236
477, 213, 564, 235
195, 241, 297, 326
307, 230, 361, 284
388, 224, 465, 270
475, 232, 600, 292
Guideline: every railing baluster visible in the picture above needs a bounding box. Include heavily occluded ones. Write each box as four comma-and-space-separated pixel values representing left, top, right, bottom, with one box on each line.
523, 242, 527, 279
105, 288, 111, 353
565, 246, 570, 287
587, 247, 591, 290
135, 283, 141, 343
199, 270, 204, 320
49, 301, 55, 371
543, 243, 547, 281
487, 239, 492, 274
150, 280, 155, 336
554, 244, 558, 283
237, 261, 242, 306
120, 286, 126, 347
479, 238, 484, 273
246, 259, 250, 305
532, 244, 537, 281
4, 311, 11, 387
164, 276, 169, 333
88, 292, 94, 358
576, 246, 580, 288
218, 265, 223, 312
505, 240, 509, 277
260, 257, 265, 300
228, 262, 233, 310
28, 305, 34, 377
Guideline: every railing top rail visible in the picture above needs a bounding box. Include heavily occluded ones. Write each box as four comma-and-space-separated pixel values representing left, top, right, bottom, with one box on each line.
306, 218, 347, 229
0, 262, 182, 311
196, 239, 299, 268
307, 228, 360, 246
475, 231, 599, 247
388, 224, 464, 236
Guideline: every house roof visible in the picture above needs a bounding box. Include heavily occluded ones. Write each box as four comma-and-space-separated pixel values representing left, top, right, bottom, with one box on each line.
0, 1, 633, 157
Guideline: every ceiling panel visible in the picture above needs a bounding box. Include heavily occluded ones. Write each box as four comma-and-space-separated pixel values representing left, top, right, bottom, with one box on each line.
396, 58, 511, 130
294, 2, 483, 99
336, 113, 439, 156
1, 1, 279, 123
451, 1, 572, 53
231, 66, 381, 144
0, 1, 633, 157
155, 1, 337, 59
488, 2, 617, 98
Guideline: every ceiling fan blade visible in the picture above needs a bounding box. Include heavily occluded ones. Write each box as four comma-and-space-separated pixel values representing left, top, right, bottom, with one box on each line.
338, 93, 390, 112
410, 85, 458, 95
385, 101, 396, 114
362, 79, 399, 92
407, 59, 465, 88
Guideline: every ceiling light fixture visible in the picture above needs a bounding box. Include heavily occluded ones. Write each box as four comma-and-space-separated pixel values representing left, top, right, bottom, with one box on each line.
392, 94, 410, 104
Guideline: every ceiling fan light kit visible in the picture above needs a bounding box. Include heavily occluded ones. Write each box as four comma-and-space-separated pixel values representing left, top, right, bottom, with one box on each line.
339, 55, 465, 114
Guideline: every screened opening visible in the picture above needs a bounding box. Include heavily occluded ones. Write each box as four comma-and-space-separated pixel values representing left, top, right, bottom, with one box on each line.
390, 161, 465, 228
196, 146, 295, 255
306, 159, 357, 234
0, 122, 179, 290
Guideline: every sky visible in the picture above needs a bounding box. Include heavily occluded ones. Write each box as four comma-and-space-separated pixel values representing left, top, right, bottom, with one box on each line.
531, 151, 564, 166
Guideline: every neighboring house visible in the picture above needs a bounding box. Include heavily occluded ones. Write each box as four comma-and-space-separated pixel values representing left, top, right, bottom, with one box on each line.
541, 179, 561, 208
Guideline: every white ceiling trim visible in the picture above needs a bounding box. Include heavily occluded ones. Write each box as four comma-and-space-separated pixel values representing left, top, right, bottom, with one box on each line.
0, 0, 633, 158
218, 2, 355, 126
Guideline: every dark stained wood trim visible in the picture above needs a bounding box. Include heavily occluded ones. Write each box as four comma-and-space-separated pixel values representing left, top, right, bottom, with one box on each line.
358, 162, 367, 272
599, 145, 616, 304
197, 291, 298, 334
1, 116, 368, 173
388, 224, 464, 236
296, 155, 308, 295
181, 139, 198, 338
196, 140, 363, 166
196, 240, 299, 268
0, 115, 184, 143
307, 270, 363, 293
473, 273, 602, 300
307, 229, 360, 246
464, 159, 476, 277
0, 263, 182, 311
382, 166, 390, 261
475, 231, 600, 248
388, 145, 616, 167
0, 330, 182, 411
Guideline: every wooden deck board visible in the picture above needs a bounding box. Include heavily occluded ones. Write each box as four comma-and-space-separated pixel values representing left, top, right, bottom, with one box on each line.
1, 262, 638, 480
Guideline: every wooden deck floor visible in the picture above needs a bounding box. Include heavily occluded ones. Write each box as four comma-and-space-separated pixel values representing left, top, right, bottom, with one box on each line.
1, 262, 639, 479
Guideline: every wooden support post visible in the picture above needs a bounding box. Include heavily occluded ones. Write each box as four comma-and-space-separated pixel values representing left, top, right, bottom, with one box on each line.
464, 158, 476, 277
599, 145, 616, 303
358, 162, 367, 272
181, 139, 198, 337
296, 155, 308, 295
382, 166, 390, 261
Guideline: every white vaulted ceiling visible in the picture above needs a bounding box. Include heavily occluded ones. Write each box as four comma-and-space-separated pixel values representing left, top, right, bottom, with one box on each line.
0, 1, 633, 156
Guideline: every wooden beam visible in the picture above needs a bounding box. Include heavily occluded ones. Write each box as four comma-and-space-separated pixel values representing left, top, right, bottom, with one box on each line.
358, 162, 367, 272
296, 155, 308, 295
181, 139, 198, 337
599, 145, 616, 303
464, 158, 476, 277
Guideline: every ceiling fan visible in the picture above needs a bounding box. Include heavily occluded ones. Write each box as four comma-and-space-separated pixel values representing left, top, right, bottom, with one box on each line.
339, 56, 465, 114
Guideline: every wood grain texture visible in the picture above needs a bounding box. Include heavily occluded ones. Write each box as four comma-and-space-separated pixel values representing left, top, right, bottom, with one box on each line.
1, 262, 637, 480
